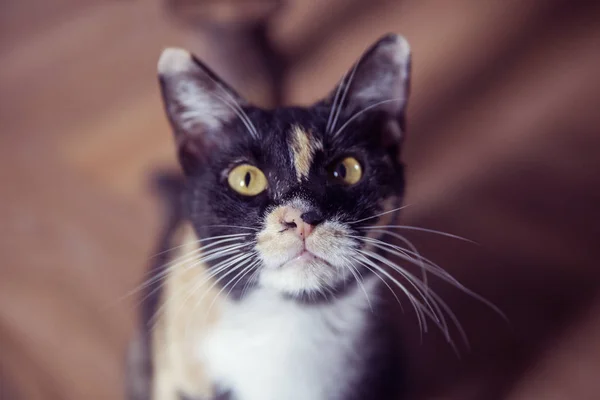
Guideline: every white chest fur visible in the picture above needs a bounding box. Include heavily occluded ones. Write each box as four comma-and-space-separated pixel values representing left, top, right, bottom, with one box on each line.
197, 282, 374, 400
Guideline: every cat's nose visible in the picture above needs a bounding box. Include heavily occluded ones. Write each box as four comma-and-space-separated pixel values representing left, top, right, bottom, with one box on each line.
300, 210, 324, 226
282, 208, 322, 238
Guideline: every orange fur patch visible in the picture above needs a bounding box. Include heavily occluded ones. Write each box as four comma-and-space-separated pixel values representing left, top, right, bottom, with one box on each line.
290, 125, 322, 181
152, 223, 221, 399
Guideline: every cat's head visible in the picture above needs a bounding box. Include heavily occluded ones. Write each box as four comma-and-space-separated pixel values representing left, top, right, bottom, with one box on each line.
158, 34, 410, 301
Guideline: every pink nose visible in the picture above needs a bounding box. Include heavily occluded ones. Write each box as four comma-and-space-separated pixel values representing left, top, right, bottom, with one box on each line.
282, 208, 314, 238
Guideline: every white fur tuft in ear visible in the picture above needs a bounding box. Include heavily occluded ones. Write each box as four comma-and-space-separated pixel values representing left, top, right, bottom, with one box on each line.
157, 47, 194, 76
388, 34, 411, 79
390, 35, 411, 86
158, 47, 244, 134
388, 34, 411, 62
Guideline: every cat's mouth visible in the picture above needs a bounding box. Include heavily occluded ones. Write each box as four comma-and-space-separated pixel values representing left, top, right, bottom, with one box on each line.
281, 249, 331, 269
255, 213, 356, 295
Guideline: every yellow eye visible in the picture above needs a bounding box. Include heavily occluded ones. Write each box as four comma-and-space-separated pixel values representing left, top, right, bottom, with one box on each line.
328, 157, 363, 185
227, 164, 268, 196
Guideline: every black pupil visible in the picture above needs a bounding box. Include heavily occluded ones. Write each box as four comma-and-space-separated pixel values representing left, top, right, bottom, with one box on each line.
244, 171, 252, 187
334, 163, 347, 179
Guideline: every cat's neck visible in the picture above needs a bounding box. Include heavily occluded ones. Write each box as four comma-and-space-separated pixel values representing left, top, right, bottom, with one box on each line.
198, 275, 376, 400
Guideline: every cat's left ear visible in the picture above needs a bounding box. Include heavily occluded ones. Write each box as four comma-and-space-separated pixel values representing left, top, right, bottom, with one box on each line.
325, 34, 411, 150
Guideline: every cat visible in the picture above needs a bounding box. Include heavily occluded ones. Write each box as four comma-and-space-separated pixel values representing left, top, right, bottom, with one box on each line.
128, 33, 415, 400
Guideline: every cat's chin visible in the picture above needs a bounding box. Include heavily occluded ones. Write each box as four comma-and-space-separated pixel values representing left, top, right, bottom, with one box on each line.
257, 254, 346, 300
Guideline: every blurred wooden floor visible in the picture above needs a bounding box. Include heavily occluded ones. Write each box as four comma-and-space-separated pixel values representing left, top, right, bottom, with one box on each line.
1, 1, 600, 399
0, 2, 180, 398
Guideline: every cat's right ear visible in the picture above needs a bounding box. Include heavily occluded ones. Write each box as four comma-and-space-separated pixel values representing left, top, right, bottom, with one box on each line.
158, 48, 248, 174
322, 34, 411, 156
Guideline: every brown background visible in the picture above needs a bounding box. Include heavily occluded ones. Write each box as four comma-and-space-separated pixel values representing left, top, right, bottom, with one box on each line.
1, 0, 600, 399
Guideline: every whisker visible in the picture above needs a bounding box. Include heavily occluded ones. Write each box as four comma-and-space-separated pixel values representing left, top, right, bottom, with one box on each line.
326, 66, 351, 134
203, 224, 260, 232
224, 260, 259, 299
419, 283, 470, 351
142, 242, 249, 315
353, 235, 453, 286
355, 253, 429, 337
348, 204, 412, 225
350, 244, 434, 304
149, 251, 249, 329
148, 233, 251, 259
329, 60, 360, 134
332, 98, 406, 138
347, 263, 373, 312
354, 258, 429, 343
213, 91, 259, 139
321, 283, 336, 301
362, 225, 476, 243
358, 249, 442, 329
382, 229, 429, 292
131, 241, 249, 300
158, 251, 256, 355
358, 248, 470, 353
241, 266, 261, 298
107, 239, 249, 309
361, 256, 464, 355
353, 259, 403, 313
356, 232, 506, 322
194, 254, 259, 315
169, 251, 251, 314
133, 255, 236, 319
196, 255, 261, 326
177, 256, 257, 354
202, 72, 259, 139
360, 246, 453, 331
